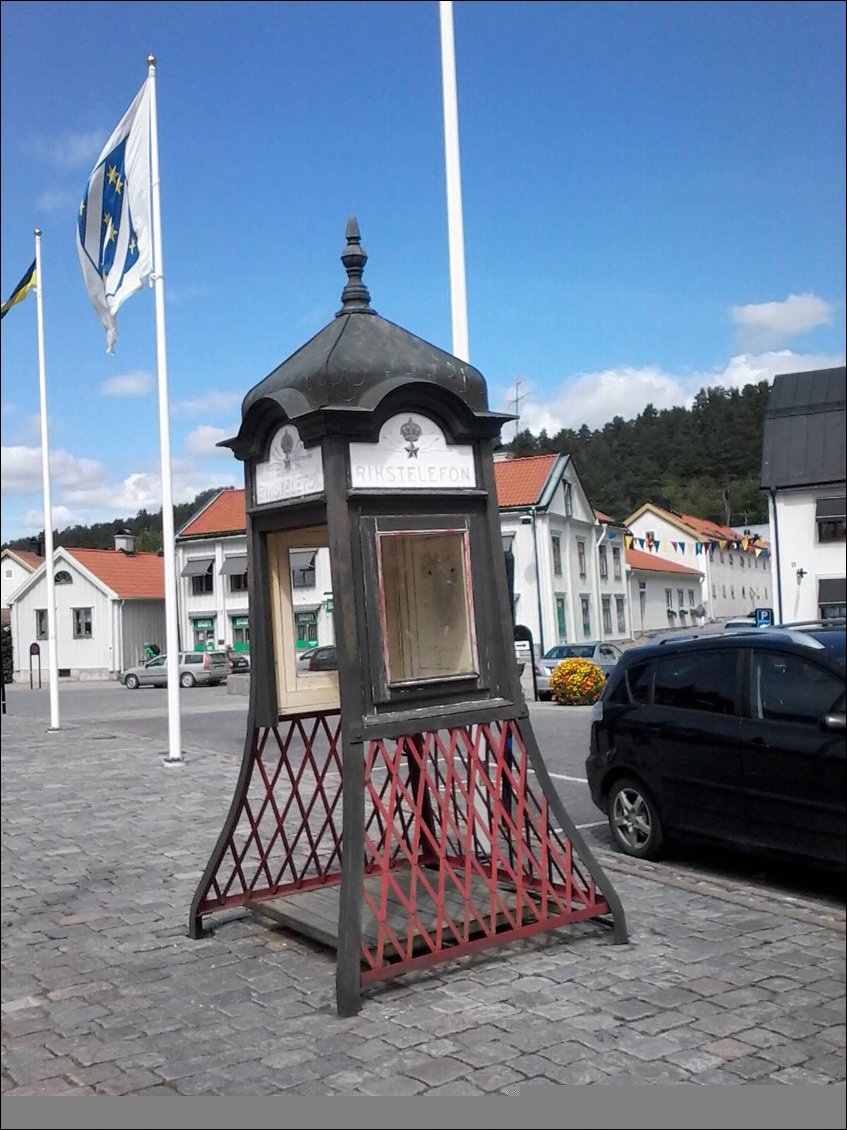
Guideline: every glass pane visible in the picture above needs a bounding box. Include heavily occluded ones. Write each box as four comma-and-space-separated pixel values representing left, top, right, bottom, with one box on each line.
654, 651, 737, 715
379, 531, 476, 683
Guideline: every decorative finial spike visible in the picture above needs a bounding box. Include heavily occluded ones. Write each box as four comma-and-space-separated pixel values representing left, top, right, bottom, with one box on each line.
337, 216, 375, 316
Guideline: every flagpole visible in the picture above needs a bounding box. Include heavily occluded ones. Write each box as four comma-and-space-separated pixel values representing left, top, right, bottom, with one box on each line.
147, 56, 183, 765
439, 0, 470, 363
33, 230, 61, 731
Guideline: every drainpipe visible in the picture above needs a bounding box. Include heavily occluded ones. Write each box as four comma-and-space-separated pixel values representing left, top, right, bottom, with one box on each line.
769, 489, 784, 625
529, 508, 545, 657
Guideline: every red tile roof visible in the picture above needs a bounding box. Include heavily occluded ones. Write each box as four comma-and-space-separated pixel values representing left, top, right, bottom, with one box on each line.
68, 549, 165, 599
494, 455, 557, 507
13, 550, 44, 569
626, 547, 702, 576
594, 509, 614, 523
180, 489, 247, 537
646, 506, 768, 549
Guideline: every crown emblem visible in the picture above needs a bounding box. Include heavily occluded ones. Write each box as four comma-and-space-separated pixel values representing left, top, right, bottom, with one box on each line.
400, 417, 422, 458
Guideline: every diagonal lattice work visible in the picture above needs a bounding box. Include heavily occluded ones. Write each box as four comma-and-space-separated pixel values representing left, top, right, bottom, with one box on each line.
360, 719, 613, 982
193, 712, 344, 919
191, 714, 619, 979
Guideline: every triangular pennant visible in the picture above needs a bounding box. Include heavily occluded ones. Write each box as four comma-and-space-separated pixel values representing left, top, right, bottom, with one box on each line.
638, 538, 645, 549
719, 540, 727, 550
695, 542, 703, 555
654, 540, 661, 551
754, 548, 761, 557
671, 541, 678, 551
625, 535, 633, 549
679, 541, 686, 553
741, 538, 749, 551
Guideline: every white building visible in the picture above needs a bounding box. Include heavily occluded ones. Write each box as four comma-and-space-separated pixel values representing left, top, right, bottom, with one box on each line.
761, 365, 846, 623
7, 532, 165, 680
626, 545, 705, 636
626, 503, 774, 623
496, 454, 631, 655
1, 546, 43, 626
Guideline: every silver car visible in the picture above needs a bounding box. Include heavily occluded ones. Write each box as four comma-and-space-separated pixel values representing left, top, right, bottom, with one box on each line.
121, 651, 229, 689
535, 642, 623, 700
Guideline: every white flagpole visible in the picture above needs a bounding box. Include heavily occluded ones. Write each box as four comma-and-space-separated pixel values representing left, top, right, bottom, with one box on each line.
439, 0, 470, 363
146, 56, 183, 765
33, 230, 61, 732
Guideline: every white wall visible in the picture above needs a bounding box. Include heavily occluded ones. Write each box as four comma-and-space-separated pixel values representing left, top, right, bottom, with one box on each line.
121, 600, 167, 672
770, 487, 846, 623
628, 569, 704, 635
11, 563, 113, 679
1, 554, 36, 613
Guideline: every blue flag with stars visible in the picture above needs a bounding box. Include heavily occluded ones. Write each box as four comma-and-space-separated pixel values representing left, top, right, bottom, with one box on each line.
76, 78, 152, 353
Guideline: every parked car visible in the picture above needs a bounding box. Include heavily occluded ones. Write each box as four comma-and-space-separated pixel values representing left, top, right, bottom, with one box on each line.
227, 649, 250, 673
121, 650, 229, 689
535, 642, 623, 700
303, 645, 338, 672
722, 616, 758, 631
295, 646, 320, 672
585, 625, 846, 868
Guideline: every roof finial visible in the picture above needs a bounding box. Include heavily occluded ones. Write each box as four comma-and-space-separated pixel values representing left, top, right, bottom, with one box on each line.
337, 217, 375, 316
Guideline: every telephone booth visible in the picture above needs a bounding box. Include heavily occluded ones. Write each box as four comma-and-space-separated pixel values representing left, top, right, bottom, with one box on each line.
189, 220, 626, 1015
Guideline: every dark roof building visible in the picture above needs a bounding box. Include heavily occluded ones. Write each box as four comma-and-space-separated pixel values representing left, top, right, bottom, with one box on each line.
761, 366, 846, 490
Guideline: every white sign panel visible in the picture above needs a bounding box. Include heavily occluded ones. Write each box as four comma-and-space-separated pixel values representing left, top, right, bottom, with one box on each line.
349, 413, 477, 491
255, 425, 325, 504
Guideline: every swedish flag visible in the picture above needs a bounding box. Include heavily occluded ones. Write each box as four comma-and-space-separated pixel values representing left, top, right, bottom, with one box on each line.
0, 260, 37, 319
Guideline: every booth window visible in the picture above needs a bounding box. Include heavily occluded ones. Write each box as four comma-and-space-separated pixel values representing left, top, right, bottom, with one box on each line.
378, 530, 477, 685
35, 608, 48, 640
290, 550, 317, 589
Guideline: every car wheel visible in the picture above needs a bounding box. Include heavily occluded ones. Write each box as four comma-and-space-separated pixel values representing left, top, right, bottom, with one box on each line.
607, 776, 665, 860
180, 672, 196, 688
124, 673, 140, 690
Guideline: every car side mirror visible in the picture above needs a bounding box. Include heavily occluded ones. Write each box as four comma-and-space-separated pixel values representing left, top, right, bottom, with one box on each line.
821, 712, 847, 733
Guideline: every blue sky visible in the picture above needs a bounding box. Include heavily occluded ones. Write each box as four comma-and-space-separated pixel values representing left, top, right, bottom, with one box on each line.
1, 0, 844, 543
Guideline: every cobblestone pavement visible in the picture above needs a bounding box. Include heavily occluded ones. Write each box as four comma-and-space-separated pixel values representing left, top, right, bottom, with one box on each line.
2, 709, 844, 1095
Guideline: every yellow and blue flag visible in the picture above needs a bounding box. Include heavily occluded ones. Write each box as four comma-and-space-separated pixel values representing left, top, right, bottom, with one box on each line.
76, 78, 152, 353
1, 260, 37, 319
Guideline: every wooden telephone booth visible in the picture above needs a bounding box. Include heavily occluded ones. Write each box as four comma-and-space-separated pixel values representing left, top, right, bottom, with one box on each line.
189, 220, 626, 1016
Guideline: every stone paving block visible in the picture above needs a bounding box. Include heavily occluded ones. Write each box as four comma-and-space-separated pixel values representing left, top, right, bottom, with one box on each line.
702, 1037, 758, 1060
464, 1064, 525, 1091
405, 1056, 471, 1086
692, 1012, 752, 1038
355, 1074, 426, 1096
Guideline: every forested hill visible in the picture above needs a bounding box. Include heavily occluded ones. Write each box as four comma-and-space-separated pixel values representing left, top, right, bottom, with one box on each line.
3, 380, 772, 553
508, 381, 772, 526
3, 487, 232, 555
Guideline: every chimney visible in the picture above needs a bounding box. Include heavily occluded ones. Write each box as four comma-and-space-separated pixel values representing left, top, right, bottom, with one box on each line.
114, 528, 135, 555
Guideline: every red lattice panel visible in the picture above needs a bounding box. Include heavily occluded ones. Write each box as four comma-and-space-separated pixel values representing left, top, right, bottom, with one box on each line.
194, 713, 343, 916
360, 719, 610, 981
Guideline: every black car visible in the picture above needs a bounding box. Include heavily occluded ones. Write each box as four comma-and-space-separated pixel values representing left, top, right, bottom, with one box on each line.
227, 649, 250, 672
585, 624, 846, 869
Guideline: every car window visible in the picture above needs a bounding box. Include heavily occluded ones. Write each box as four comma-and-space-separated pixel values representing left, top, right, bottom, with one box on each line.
627, 662, 652, 704
653, 650, 737, 715
184, 654, 201, 664
753, 651, 846, 726
147, 656, 166, 668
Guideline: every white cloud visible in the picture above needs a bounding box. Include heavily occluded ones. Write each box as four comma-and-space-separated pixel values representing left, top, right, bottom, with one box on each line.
508, 349, 846, 436
99, 371, 153, 397
26, 129, 105, 169
184, 425, 230, 457
1, 445, 106, 496
730, 293, 833, 349
172, 391, 240, 417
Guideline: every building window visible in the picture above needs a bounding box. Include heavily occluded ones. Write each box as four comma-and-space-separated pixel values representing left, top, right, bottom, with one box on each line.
665, 589, 673, 609
677, 589, 684, 609
4, 569, 12, 579
580, 596, 591, 638
599, 545, 608, 578
612, 546, 622, 579
742, 586, 746, 598
72, 607, 92, 639
54, 570, 72, 584
728, 553, 734, 566
294, 610, 318, 647
712, 583, 717, 598
35, 609, 48, 640
563, 483, 573, 517
816, 497, 846, 543
722, 585, 727, 598
551, 535, 562, 577
719, 552, 725, 564
739, 556, 745, 569
616, 595, 626, 632
290, 550, 316, 589
556, 597, 567, 640
730, 585, 735, 599
577, 540, 586, 578
687, 589, 695, 606
229, 571, 248, 593
191, 563, 214, 596
765, 586, 769, 598
602, 596, 612, 634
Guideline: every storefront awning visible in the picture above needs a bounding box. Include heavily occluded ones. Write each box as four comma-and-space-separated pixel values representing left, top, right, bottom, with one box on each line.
220, 555, 248, 575
818, 578, 846, 603
816, 497, 846, 520
181, 557, 214, 577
